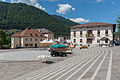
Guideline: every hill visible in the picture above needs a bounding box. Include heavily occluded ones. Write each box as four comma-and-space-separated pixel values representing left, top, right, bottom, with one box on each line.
0, 2, 79, 36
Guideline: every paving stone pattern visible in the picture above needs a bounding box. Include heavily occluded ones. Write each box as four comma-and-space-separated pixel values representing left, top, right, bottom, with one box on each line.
12, 47, 120, 80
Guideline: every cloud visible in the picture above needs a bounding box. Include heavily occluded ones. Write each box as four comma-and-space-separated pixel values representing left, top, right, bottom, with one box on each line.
2, 0, 6, 2
111, 1, 115, 4
69, 18, 89, 23
86, 0, 104, 3
10, 0, 45, 10
56, 4, 75, 14
43, 0, 58, 2
96, 0, 103, 2
72, 8, 75, 11
35, 3, 45, 10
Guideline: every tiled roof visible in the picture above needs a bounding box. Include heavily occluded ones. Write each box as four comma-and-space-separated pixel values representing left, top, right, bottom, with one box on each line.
71, 22, 116, 28
38, 28, 54, 34
12, 33, 21, 37
12, 28, 47, 38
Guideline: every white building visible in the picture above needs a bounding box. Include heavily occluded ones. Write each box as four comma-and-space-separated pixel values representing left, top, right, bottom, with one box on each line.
11, 28, 47, 48
70, 22, 116, 47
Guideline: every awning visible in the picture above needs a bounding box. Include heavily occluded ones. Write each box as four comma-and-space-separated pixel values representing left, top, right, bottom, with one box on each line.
99, 37, 110, 41
50, 44, 68, 48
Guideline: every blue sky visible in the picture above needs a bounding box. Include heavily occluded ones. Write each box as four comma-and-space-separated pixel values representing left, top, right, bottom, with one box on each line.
0, 0, 120, 25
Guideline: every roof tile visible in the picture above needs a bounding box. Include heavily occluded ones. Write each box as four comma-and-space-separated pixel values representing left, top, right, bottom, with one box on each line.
12, 28, 47, 38
71, 22, 116, 28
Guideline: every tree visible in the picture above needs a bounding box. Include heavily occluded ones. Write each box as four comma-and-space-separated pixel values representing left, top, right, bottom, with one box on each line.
117, 16, 120, 32
0, 30, 11, 45
0, 2, 79, 36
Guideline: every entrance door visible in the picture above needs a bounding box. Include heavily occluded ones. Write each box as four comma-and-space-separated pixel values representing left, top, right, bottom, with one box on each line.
87, 38, 92, 44
35, 44, 37, 48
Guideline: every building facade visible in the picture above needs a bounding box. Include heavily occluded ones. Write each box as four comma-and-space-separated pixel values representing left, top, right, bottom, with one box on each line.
11, 28, 47, 48
70, 22, 116, 47
38, 28, 54, 41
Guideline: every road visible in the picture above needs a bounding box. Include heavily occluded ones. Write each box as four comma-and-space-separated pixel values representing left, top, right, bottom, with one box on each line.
12, 47, 120, 80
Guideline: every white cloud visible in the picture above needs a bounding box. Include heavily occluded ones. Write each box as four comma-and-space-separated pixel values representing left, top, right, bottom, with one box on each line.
2, 0, 6, 2
35, 3, 45, 10
72, 8, 75, 11
69, 18, 89, 23
86, 0, 104, 3
111, 1, 115, 4
96, 0, 103, 2
11, 0, 18, 3
56, 4, 75, 14
10, 0, 45, 10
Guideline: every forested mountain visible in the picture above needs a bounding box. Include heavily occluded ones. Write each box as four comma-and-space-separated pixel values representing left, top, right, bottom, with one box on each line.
0, 2, 79, 36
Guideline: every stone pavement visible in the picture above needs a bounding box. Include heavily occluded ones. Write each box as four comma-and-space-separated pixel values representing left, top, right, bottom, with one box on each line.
110, 46, 120, 80
0, 49, 51, 61
12, 47, 120, 80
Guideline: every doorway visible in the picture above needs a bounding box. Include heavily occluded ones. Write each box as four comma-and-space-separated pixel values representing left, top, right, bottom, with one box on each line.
35, 44, 37, 48
87, 38, 92, 44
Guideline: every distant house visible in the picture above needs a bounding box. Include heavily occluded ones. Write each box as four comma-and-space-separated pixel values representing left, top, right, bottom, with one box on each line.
70, 22, 116, 47
38, 28, 54, 41
54, 36, 70, 44
11, 28, 47, 48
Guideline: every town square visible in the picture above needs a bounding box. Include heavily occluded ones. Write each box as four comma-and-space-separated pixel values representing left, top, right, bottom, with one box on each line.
0, 0, 120, 80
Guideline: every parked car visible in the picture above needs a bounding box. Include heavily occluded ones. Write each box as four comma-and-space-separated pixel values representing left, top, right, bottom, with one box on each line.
50, 49, 67, 57
114, 40, 120, 46
80, 45, 88, 49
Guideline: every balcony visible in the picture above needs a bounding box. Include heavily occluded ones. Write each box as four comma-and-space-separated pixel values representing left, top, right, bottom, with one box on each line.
86, 34, 94, 38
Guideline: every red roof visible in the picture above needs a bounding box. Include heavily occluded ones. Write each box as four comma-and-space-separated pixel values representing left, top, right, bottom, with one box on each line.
12, 28, 47, 38
12, 33, 21, 37
71, 22, 116, 28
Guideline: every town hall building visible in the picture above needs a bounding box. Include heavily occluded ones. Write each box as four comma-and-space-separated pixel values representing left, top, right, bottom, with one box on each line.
70, 22, 116, 47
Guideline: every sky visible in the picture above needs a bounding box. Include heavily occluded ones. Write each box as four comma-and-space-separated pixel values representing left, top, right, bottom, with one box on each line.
0, 0, 120, 25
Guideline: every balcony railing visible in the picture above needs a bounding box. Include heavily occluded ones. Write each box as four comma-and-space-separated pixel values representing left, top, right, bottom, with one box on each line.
86, 34, 94, 38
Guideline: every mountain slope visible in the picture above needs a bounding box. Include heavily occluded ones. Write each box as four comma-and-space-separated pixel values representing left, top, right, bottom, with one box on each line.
0, 2, 79, 36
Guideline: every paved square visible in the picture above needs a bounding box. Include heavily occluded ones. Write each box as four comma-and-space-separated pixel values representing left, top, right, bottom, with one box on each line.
5, 46, 120, 80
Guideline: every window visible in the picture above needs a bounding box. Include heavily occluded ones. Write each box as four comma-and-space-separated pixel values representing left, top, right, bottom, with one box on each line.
97, 39, 100, 43
26, 38, 28, 41
80, 30, 82, 37
105, 39, 108, 43
97, 30, 100, 34
40, 39, 42, 41
25, 44, 28, 47
73, 39, 76, 43
80, 39, 82, 43
74, 31, 76, 37
87, 30, 92, 34
35, 39, 37, 41
30, 34, 32, 36
87, 38, 92, 44
97, 30, 100, 37
30, 44, 33, 46
80, 44, 82, 46
35, 34, 38, 37
105, 29, 108, 36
